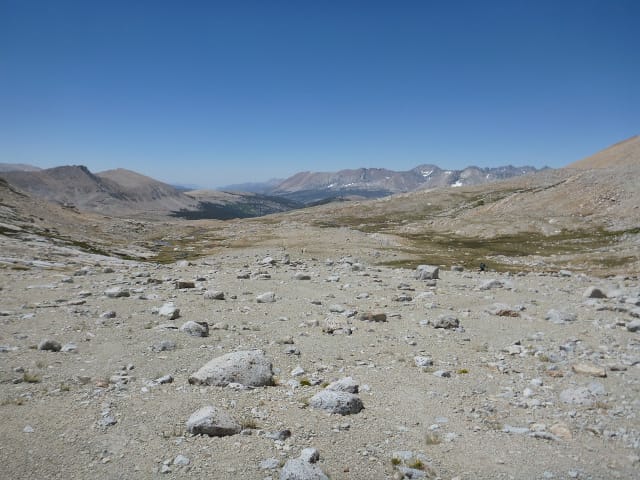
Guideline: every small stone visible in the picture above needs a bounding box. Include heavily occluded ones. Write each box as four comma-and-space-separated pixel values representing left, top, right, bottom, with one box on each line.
550, 423, 572, 440
61, 343, 78, 353
186, 405, 241, 437
153, 374, 174, 385
329, 304, 345, 313
104, 287, 131, 298
433, 370, 451, 378
104, 287, 130, 298
280, 449, 329, 480
158, 302, 180, 320
479, 279, 503, 290
572, 363, 606, 377
180, 321, 209, 337
414, 356, 433, 367
432, 315, 459, 329
358, 312, 387, 322
326, 377, 359, 393
294, 272, 311, 280
309, 390, 364, 415
545, 309, 577, 324
204, 290, 225, 300
100, 310, 117, 319
23, 425, 34, 433
176, 280, 195, 289
173, 454, 190, 466
291, 366, 305, 377
626, 320, 640, 332
559, 387, 595, 406
415, 265, 439, 280
152, 340, 177, 352
256, 292, 276, 303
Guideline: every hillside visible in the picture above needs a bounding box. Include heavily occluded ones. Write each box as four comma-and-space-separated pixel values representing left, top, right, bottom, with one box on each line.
567, 135, 640, 169
1, 166, 198, 215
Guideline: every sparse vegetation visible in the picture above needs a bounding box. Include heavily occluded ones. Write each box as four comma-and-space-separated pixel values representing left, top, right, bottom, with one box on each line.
23, 372, 41, 383
425, 432, 441, 445
240, 417, 258, 429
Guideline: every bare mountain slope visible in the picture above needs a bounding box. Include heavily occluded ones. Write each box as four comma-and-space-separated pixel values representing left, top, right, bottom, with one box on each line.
567, 135, 640, 169
1, 166, 198, 215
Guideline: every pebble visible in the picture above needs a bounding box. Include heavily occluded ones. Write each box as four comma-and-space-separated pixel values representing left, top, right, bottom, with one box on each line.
257, 292, 276, 303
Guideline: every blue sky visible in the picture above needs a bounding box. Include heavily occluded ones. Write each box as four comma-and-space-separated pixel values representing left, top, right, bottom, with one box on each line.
1, 1, 638, 187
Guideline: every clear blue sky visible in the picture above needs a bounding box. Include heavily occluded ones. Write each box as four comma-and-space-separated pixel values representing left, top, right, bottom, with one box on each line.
1, 0, 638, 187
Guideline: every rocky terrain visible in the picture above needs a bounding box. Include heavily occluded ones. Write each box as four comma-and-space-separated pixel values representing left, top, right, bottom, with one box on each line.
0, 242, 639, 480
1, 136, 639, 479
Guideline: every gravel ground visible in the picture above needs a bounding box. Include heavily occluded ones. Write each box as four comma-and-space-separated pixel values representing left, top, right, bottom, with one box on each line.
1, 240, 639, 480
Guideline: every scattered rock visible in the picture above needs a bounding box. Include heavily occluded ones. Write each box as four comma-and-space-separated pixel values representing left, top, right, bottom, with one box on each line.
176, 279, 195, 289
188, 349, 274, 387
104, 287, 130, 298
280, 448, 329, 480
559, 387, 595, 406
550, 423, 572, 440
151, 340, 177, 352
186, 405, 241, 437
61, 342, 78, 353
432, 315, 459, 329
545, 309, 577, 324
180, 321, 209, 337
627, 320, 640, 332
173, 454, 190, 466
204, 290, 225, 300
321, 315, 353, 335
479, 279, 503, 290
326, 377, 359, 393
415, 265, 439, 280
309, 390, 364, 415
358, 311, 387, 322
572, 363, 606, 377
257, 292, 276, 303
158, 302, 180, 320
414, 356, 433, 367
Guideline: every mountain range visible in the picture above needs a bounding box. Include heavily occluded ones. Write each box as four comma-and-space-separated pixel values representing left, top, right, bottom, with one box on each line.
0, 161, 543, 218
265, 164, 541, 203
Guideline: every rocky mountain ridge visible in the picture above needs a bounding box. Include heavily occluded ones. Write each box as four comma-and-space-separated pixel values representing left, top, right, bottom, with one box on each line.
267, 164, 541, 204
